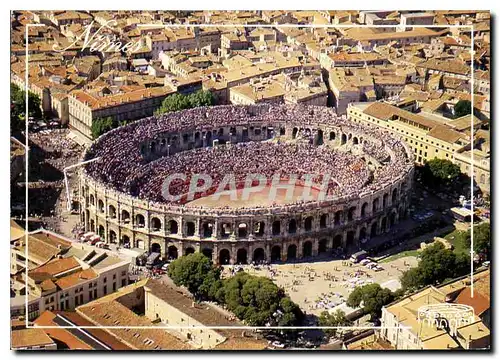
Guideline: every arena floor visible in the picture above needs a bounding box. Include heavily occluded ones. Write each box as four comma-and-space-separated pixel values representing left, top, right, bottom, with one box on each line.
185, 184, 323, 208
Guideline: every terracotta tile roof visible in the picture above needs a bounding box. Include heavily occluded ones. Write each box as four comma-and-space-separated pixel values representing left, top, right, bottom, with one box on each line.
34, 311, 131, 350
77, 300, 192, 350
30, 257, 81, 278
55, 268, 98, 290
11, 328, 55, 349
10, 220, 25, 242
454, 289, 489, 316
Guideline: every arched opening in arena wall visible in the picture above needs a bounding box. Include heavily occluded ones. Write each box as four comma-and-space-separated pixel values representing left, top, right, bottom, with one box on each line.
359, 228, 367, 244
98, 199, 104, 213
202, 222, 213, 238
253, 248, 265, 263
98, 225, 105, 239
348, 133, 352, 140
314, 130, 324, 146
109, 230, 117, 244
135, 214, 145, 228
151, 217, 162, 231
303, 241, 313, 258
121, 210, 130, 223
279, 127, 285, 136
136, 239, 145, 249
390, 212, 397, 228
399, 206, 406, 220
333, 235, 342, 249
167, 246, 178, 260
361, 202, 368, 218
237, 249, 248, 264
108, 205, 116, 219
186, 222, 196, 236
206, 131, 212, 146
89, 194, 95, 206
318, 239, 328, 254
392, 188, 398, 203
202, 248, 213, 260
161, 138, 167, 148
219, 249, 230, 265
381, 217, 387, 233
272, 221, 281, 236
185, 247, 195, 255
150, 141, 157, 153
183, 134, 189, 144
90, 220, 95, 232
288, 219, 297, 234
271, 246, 281, 262
304, 217, 313, 232
238, 223, 248, 238
383, 193, 389, 208
341, 134, 347, 145
320, 214, 328, 228
229, 127, 236, 136
221, 223, 232, 238
121, 235, 130, 247
254, 221, 265, 237
371, 222, 378, 237
372, 198, 379, 213
329, 131, 336, 141
334, 210, 342, 225
353, 137, 359, 145
292, 127, 298, 139
287, 245, 297, 260
347, 207, 356, 221
151, 243, 161, 254
168, 220, 178, 234
346, 231, 355, 248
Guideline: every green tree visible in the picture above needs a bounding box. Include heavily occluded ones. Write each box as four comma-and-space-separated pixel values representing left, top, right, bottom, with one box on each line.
400, 242, 471, 292
318, 310, 352, 337
188, 90, 215, 108
463, 222, 491, 261
347, 283, 395, 319
155, 93, 191, 115
167, 252, 221, 299
400, 267, 425, 292
454, 99, 472, 118
11, 83, 43, 132
423, 158, 461, 187
91, 117, 115, 139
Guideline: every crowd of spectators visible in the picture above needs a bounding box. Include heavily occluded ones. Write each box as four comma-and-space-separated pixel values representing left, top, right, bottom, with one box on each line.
83, 104, 413, 215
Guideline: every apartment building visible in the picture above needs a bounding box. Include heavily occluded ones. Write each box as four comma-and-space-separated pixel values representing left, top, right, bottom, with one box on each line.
10, 229, 131, 321
347, 102, 472, 165
68, 86, 174, 140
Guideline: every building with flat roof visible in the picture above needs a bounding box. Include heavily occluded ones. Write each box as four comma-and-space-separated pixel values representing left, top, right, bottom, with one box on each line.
380, 270, 490, 350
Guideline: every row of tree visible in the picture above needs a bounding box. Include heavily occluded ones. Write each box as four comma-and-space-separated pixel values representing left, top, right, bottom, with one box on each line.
154, 90, 215, 115
11, 83, 42, 133
167, 253, 304, 328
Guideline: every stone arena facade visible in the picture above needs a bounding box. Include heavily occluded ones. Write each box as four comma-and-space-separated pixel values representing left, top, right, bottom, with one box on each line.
79, 105, 414, 265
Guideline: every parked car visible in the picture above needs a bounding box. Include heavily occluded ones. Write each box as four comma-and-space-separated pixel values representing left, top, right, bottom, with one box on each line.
271, 341, 285, 349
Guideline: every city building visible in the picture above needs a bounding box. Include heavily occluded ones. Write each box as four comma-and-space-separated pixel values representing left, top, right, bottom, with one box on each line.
10, 228, 131, 320
380, 270, 490, 350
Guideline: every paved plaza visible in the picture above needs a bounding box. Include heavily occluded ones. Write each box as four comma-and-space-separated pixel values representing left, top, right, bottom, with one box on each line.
223, 256, 418, 316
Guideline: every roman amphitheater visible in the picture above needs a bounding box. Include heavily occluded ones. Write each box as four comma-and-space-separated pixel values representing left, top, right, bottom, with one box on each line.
79, 104, 414, 265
